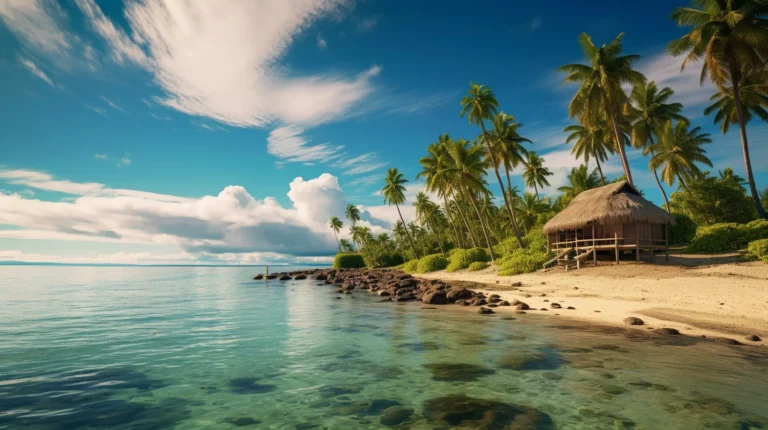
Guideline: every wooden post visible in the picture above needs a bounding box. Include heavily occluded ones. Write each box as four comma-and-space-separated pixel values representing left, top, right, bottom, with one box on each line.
546, 233, 551, 254
664, 224, 669, 262
614, 231, 619, 264
636, 224, 640, 262
592, 224, 597, 266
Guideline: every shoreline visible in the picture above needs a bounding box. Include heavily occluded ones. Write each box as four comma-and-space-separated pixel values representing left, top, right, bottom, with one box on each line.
415, 256, 767, 346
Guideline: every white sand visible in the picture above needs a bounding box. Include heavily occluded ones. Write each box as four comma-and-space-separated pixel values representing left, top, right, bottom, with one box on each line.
416, 254, 768, 346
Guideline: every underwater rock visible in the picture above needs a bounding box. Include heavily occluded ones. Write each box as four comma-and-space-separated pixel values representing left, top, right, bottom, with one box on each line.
422, 394, 553, 429
498, 349, 562, 371
623, 317, 644, 326
224, 417, 261, 427
551, 303, 562, 309
424, 363, 495, 381
229, 377, 277, 394
379, 406, 414, 426
318, 385, 363, 398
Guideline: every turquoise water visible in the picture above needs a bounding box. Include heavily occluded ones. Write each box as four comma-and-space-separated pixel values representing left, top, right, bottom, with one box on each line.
1, 266, 766, 429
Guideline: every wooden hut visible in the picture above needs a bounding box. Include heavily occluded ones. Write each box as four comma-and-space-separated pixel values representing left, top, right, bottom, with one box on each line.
543, 181, 675, 266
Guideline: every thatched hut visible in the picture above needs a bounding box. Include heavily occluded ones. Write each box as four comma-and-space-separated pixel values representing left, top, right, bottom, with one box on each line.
543, 181, 675, 264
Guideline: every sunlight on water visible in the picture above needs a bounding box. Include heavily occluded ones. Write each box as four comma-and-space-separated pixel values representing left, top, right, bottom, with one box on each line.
1, 266, 766, 429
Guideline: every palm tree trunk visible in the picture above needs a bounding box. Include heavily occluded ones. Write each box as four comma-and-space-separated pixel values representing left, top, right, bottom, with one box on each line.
608, 113, 634, 186
451, 190, 479, 247
333, 231, 340, 252
533, 183, 540, 204
443, 195, 463, 248
731, 73, 767, 219
463, 188, 496, 261
396, 204, 420, 258
428, 219, 445, 253
594, 154, 606, 185
646, 139, 670, 212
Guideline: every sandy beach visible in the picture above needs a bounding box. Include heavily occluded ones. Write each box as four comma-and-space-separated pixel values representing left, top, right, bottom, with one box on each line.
416, 253, 768, 346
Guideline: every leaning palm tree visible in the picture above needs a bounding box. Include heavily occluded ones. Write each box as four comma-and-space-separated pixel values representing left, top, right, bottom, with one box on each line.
649, 120, 713, 190
558, 32, 647, 185
628, 81, 688, 212
329, 216, 343, 252
443, 139, 496, 261
381, 168, 420, 258
669, 0, 768, 218
558, 165, 601, 201
339, 239, 354, 252
564, 120, 613, 185
345, 204, 361, 249
460, 83, 524, 248
413, 192, 445, 253
522, 152, 552, 203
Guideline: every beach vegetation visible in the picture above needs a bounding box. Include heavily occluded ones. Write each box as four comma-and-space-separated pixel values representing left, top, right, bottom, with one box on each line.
497, 249, 553, 276
332, 253, 366, 269
416, 254, 449, 273
670, 174, 756, 225
467, 261, 489, 271
668, 213, 697, 246
403, 259, 419, 273
447, 248, 490, 272
747, 239, 768, 259
687, 221, 768, 254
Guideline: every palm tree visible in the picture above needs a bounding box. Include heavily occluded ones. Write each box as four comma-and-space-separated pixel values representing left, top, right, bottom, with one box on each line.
558, 165, 601, 200
649, 120, 713, 190
522, 152, 552, 203
443, 138, 496, 261
339, 239, 354, 252
381, 168, 420, 258
719, 167, 747, 186
564, 121, 613, 185
628, 81, 688, 212
345, 204, 361, 249
705, 80, 768, 134
413, 192, 445, 253
460, 83, 524, 248
514, 192, 546, 234
669, 0, 768, 218
558, 32, 646, 185
329, 216, 343, 252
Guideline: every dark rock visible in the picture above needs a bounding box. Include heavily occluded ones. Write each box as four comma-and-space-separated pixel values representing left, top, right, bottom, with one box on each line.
499, 300, 510, 306
745, 334, 762, 342
378, 291, 391, 297
422, 394, 553, 428
379, 406, 414, 426
447, 287, 474, 301
266, 274, 278, 280
539, 308, 548, 311
455, 299, 470, 306
487, 303, 498, 308
567, 306, 576, 310
294, 274, 307, 280
279, 274, 292, 281
623, 317, 644, 326
478, 307, 495, 315
713, 337, 741, 345
318, 385, 363, 398
314, 273, 328, 281
224, 417, 261, 427
424, 363, 495, 381
229, 377, 276, 394
543, 299, 549, 303
551, 303, 562, 309
253, 274, 263, 280
422, 291, 447, 305
515, 302, 530, 311
498, 350, 561, 370
654, 328, 680, 335
512, 281, 523, 287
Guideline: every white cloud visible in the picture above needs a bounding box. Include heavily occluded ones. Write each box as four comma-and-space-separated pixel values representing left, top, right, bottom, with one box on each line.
94, 154, 108, 160
0, 169, 402, 259
74, 0, 149, 68
117, 154, 131, 168
267, 126, 343, 164
86, 104, 107, 117
19, 57, 54, 86
0, 0, 73, 61
636, 50, 717, 110
316, 35, 327, 50
333, 153, 387, 175
101, 96, 126, 113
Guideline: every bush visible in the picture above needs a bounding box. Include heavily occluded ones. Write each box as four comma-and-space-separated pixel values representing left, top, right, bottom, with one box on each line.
416, 253, 449, 273
497, 251, 552, 276
467, 261, 489, 271
668, 213, 697, 246
744, 219, 768, 242
363, 251, 403, 269
748, 239, 768, 258
669, 176, 756, 225
687, 223, 748, 253
493, 229, 548, 258
446, 247, 490, 272
402, 259, 419, 273
332, 253, 366, 269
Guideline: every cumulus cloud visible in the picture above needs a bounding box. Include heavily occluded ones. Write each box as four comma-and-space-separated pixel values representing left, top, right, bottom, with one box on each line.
0, 169, 403, 261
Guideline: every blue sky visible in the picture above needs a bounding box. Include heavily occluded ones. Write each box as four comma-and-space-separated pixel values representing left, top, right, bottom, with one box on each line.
1, 0, 766, 265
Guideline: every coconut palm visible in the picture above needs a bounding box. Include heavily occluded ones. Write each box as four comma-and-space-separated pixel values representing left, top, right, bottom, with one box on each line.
413, 192, 445, 253
628, 81, 689, 212
649, 121, 713, 190
719, 167, 747, 186
669, 0, 768, 218
564, 121, 613, 185
558, 32, 647, 185
443, 138, 496, 261
522, 152, 553, 203
460, 83, 524, 248
705, 80, 768, 134
345, 204, 361, 250
339, 239, 354, 252
329, 216, 343, 252
381, 168, 420, 258
557, 165, 601, 200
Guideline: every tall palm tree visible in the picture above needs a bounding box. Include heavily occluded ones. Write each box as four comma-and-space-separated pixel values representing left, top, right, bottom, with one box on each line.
460, 83, 524, 248
345, 204, 361, 250
329, 216, 343, 252
443, 138, 496, 261
669, 0, 768, 218
558, 32, 647, 185
522, 152, 552, 203
558, 165, 601, 200
628, 81, 688, 212
514, 192, 547, 234
649, 120, 713, 190
564, 121, 613, 185
705, 80, 768, 134
339, 239, 354, 252
413, 192, 445, 253
719, 167, 747, 186
381, 168, 420, 258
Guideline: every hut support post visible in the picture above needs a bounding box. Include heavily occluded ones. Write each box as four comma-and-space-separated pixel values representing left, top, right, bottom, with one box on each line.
664, 224, 669, 262
635, 224, 640, 262
614, 232, 619, 264
592, 224, 596, 266
546, 233, 550, 254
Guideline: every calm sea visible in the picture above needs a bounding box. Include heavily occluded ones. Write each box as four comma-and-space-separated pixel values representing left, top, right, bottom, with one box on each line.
1, 266, 766, 429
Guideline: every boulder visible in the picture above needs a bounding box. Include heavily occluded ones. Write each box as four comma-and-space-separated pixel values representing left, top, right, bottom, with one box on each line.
447, 288, 473, 301
478, 307, 495, 315
294, 274, 307, 280
654, 328, 680, 335
378, 291, 391, 297
623, 317, 644, 326
253, 274, 264, 280
713, 337, 741, 345
499, 301, 510, 306
422, 291, 447, 305
515, 302, 530, 311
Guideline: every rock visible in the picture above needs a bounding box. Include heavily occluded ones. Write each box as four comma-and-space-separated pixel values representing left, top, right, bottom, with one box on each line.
713, 337, 741, 345
294, 274, 307, 280
314, 273, 328, 281
422, 394, 553, 428
567, 306, 576, 310
543, 299, 549, 302
745, 334, 762, 342
515, 302, 530, 311
378, 291, 391, 297
487, 303, 498, 308
512, 281, 522, 287
253, 274, 264, 280
498, 350, 557, 370
499, 300, 510, 306
654, 328, 680, 335
422, 291, 447, 305
623, 317, 644, 326
539, 308, 548, 311
279, 275, 292, 281
266, 274, 278, 280
455, 299, 469, 306
478, 307, 495, 315
447, 287, 473, 301
424, 363, 495, 381
551, 303, 562, 309
515, 310, 527, 314
379, 406, 414, 426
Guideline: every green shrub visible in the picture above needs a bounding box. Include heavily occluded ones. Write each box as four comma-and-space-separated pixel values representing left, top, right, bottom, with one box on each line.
467, 261, 489, 271
332, 253, 366, 269
687, 223, 747, 253
669, 176, 756, 225
497, 251, 552, 276
493, 229, 548, 258
402, 259, 419, 273
744, 219, 768, 242
446, 247, 490, 272
668, 213, 697, 246
363, 251, 403, 268
416, 253, 449, 273
748, 239, 768, 258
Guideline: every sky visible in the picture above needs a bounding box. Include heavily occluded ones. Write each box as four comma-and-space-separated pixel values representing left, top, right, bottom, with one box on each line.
1, 0, 766, 265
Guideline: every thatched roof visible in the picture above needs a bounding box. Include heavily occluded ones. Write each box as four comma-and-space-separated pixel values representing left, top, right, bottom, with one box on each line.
543, 181, 675, 233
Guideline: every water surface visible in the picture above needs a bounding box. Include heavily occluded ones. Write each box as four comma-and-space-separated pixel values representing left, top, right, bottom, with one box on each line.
1, 266, 766, 429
